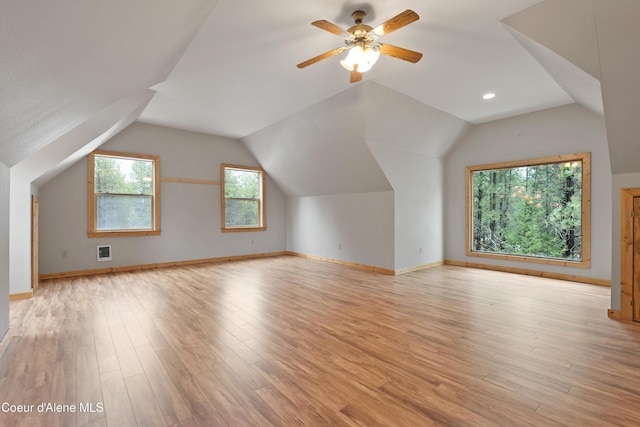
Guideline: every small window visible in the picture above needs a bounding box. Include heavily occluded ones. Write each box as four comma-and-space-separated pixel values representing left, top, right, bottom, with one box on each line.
88, 150, 160, 237
466, 152, 590, 268
221, 164, 265, 232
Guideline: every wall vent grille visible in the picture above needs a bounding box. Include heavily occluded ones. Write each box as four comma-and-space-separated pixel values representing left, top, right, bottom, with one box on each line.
97, 245, 112, 262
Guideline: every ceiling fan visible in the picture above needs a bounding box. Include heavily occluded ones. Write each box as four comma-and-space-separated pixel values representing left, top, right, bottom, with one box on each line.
297, 9, 423, 83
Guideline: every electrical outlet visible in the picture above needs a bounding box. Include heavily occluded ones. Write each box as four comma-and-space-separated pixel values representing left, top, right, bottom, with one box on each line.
62, 250, 68, 259
338, 243, 342, 250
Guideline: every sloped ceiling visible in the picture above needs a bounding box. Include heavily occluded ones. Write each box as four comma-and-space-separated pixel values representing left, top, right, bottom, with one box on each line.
242, 82, 469, 197
504, 28, 603, 117
3, 0, 640, 194
0, 0, 218, 167
592, 1, 640, 174
364, 83, 471, 158
242, 84, 392, 197
29, 89, 156, 188
502, 0, 601, 80
503, 0, 640, 174
139, 0, 574, 138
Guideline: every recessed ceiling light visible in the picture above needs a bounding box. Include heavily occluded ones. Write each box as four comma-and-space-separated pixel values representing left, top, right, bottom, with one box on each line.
483, 93, 496, 100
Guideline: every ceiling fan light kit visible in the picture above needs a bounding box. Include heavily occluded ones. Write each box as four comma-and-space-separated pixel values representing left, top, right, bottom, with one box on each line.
297, 9, 423, 83
340, 43, 380, 73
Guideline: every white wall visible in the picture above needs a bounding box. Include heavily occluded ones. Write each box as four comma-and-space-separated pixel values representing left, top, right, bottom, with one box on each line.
8, 174, 31, 295
364, 82, 469, 271
287, 191, 395, 270
369, 144, 444, 271
0, 162, 9, 339
246, 82, 470, 273
243, 83, 396, 272
8, 89, 155, 294
444, 103, 611, 281
38, 123, 286, 275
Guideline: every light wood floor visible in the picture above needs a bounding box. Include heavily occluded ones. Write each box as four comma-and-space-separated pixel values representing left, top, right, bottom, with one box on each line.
2, 256, 640, 426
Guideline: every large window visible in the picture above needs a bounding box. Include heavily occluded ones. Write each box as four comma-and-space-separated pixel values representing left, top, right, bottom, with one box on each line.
221, 164, 265, 232
466, 152, 590, 268
88, 150, 160, 237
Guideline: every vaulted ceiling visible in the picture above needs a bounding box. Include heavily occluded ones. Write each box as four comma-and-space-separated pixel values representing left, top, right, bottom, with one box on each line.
138, 0, 573, 138
2, 0, 640, 185
1, 0, 217, 167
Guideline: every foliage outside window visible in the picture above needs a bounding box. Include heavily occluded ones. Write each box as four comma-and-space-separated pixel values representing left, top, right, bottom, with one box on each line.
221, 164, 266, 232
88, 150, 160, 237
466, 152, 590, 268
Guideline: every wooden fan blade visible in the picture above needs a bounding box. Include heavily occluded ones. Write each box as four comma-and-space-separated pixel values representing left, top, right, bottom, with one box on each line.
350, 69, 362, 83
312, 20, 354, 39
379, 44, 423, 63
297, 47, 347, 69
370, 10, 419, 37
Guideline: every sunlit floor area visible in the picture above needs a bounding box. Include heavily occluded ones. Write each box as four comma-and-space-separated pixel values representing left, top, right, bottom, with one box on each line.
1, 256, 640, 426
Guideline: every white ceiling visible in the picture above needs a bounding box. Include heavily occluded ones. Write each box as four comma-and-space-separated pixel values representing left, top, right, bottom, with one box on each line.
138, 0, 575, 139
5, 0, 640, 181
0, 0, 216, 167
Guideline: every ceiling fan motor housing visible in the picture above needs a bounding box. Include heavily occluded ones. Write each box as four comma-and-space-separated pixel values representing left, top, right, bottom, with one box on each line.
348, 11, 373, 39
351, 10, 366, 25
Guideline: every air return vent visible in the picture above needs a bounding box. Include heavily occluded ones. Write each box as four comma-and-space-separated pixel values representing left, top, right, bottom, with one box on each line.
97, 245, 112, 262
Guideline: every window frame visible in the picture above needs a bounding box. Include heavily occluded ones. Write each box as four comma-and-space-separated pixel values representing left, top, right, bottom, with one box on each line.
465, 152, 591, 268
221, 164, 266, 232
88, 149, 161, 238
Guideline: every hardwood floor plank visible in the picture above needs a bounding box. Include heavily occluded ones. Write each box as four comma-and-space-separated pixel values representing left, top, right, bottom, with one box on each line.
155, 346, 230, 427
77, 418, 107, 427
176, 346, 261, 427
135, 344, 192, 425
6, 256, 640, 426
131, 309, 173, 351
254, 383, 310, 425
203, 358, 283, 427
99, 370, 136, 427
92, 323, 120, 375
379, 380, 486, 426
253, 358, 349, 413
338, 380, 437, 427
337, 403, 396, 427
431, 383, 557, 426
568, 383, 640, 423
46, 359, 78, 427
536, 398, 621, 426
120, 309, 151, 347
76, 344, 104, 426
252, 360, 351, 426
108, 322, 144, 377
173, 417, 202, 427
125, 373, 168, 427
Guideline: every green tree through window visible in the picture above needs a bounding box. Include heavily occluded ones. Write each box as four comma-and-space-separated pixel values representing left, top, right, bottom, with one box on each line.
466, 153, 590, 267
221, 164, 265, 231
88, 150, 160, 237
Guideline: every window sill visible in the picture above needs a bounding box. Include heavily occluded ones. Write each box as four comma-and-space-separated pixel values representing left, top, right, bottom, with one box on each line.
88, 230, 161, 238
221, 226, 266, 233
465, 249, 590, 269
